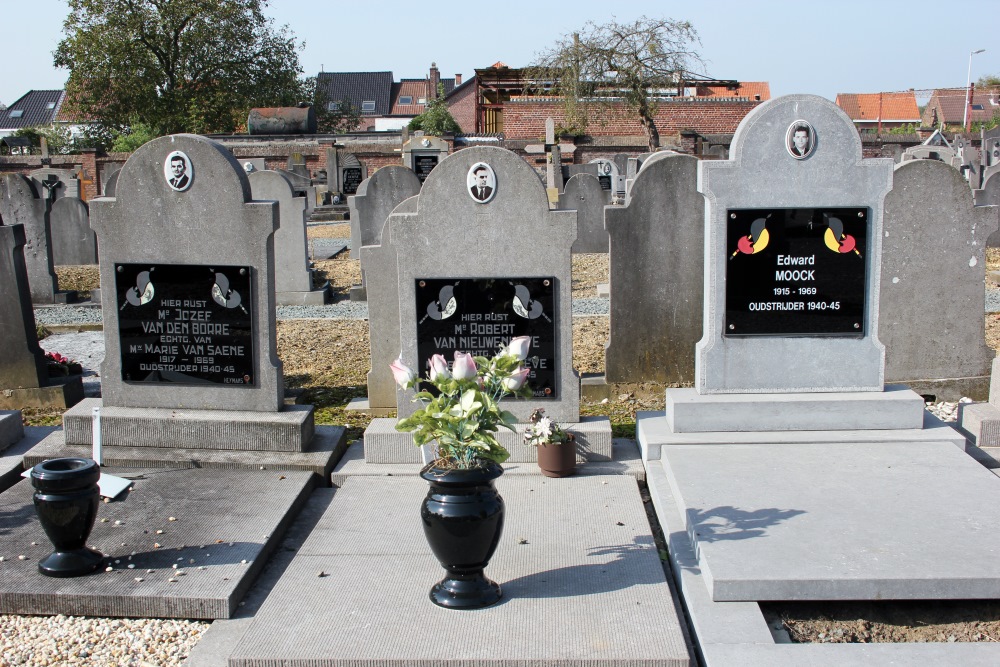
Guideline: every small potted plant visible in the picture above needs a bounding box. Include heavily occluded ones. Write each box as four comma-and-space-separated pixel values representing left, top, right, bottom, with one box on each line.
390, 336, 532, 609
45, 352, 83, 377
524, 408, 577, 478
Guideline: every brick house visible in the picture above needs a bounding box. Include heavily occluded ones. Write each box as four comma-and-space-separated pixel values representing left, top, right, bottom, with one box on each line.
922, 88, 1000, 129
835, 91, 921, 131
0, 90, 65, 139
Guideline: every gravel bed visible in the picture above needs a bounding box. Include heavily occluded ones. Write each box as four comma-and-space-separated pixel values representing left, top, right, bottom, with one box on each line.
986, 287, 1000, 312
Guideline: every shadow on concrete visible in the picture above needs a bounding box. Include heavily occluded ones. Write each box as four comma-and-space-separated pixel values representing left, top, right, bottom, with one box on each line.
0, 504, 35, 536
501, 535, 664, 599
684, 505, 806, 543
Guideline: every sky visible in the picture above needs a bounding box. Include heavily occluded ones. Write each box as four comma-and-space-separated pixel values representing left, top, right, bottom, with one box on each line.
3, 0, 999, 108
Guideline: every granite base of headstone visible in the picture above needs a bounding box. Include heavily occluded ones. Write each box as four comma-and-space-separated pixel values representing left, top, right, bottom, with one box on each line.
0, 223, 83, 410
357, 145, 611, 469
958, 356, 1000, 462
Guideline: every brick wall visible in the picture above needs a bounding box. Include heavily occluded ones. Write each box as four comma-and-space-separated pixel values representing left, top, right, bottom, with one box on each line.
448, 84, 477, 135
501, 98, 761, 142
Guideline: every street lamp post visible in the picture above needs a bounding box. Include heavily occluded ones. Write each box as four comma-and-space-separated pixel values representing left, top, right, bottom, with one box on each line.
965, 48, 986, 132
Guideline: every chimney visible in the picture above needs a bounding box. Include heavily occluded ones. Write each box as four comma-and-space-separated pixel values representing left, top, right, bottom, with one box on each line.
455, 73, 462, 86
429, 62, 441, 99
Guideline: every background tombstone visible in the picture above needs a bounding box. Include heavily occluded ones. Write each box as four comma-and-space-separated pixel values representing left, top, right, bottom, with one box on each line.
557, 173, 610, 253
250, 170, 326, 305
402, 133, 449, 183
0, 222, 83, 409
393, 145, 580, 422
901, 144, 958, 165
697, 95, 893, 393
0, 174, 72, 304
50, 197, 97, 266
589, 158, 619, 197
980, 170, 1000, 212
880, 159, 997, 399
351, 195, 420, 413
30, 168, 80, 202
338, 152, 367, 198
240, 158, 267, 174
91, 134, 283, 411
348, 166, 422, 260
605, 153, 703, 384
102, 169, 121, 197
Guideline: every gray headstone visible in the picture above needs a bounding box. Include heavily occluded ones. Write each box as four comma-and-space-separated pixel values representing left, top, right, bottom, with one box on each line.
697, 95, 893, 393
979, 168, 1000, 210
249, 170, 314, 299
348, 166, 422, 260
901, 144, 958, 165
558, 174, 609, 254
880, 159, 997, 397
0, 174, 60, 303
91, 134, 283, 411
605, 154, 703, 384
402, 135, 449, 183
338, 152, 367, 197
393, 146, 579, 421
29, 168, 79, 202
102, 169, 121, 197
0, 224, 47, 389
362, 196, 419, 410
50, 197, 97, 265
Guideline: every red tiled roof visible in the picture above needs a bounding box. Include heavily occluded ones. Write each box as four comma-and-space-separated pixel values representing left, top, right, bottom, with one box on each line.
695, 82, 770, 101
926, 88, 1000, 124
835, 91, 920, 122
390, 80, 429, 115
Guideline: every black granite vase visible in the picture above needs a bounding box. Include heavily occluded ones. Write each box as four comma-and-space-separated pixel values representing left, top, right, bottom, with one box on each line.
30, 458, 104, 577
420, 461, 505, 609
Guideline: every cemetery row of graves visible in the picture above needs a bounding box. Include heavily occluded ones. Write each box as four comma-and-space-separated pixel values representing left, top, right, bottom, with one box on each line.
3, 96, 1000, 665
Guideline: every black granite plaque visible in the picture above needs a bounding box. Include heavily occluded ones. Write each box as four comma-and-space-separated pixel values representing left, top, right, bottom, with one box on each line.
342, 167, 363, 195
725, 207, 868, 336
413, 155, 438, 182
416, 278, 556, 398
116, 263, 255, 385
598, 175, 612, 191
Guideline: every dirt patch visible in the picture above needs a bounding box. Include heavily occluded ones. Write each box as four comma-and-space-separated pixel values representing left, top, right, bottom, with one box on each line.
764, 600, 1000, 643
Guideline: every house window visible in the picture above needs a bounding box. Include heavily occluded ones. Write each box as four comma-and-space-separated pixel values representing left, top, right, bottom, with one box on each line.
9, 110, 23, 118
972, 104, 985, 111
327, 101, 340, 111
362, 100, 376, 112
46, 102, 56, 109
399, 96, 413, 105
418, 97, 426, 105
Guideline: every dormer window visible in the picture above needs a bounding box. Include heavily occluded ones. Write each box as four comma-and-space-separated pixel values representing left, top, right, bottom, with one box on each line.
361, 100, 376, 112
46, 102, 56, 109
327, 101, 340, 111
9, 110, 23, 118
399, 96, 413, 105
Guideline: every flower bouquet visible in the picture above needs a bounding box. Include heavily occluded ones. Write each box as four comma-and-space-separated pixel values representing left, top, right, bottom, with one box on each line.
524, 407, 577, 477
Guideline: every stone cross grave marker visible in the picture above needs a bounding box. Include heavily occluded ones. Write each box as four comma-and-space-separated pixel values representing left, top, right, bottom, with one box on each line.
392, 145, 580, 422
90, 134, 283, 411
249, 170, 326, 305
29, 168, 80, 202
697, 95, 893, 393
881, 158, 998, 399
605, 153, 703, 384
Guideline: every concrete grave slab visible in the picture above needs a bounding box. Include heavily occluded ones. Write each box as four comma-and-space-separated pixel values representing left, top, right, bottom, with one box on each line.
660, 440, 1000, 601
0, 468, 315, 619
49, 197, 97, 266
697, 96, 893, 393
880, 159, 997, 400
0, 410, 24, 449
227, 475, 691, 667
605, 153, 703, 384
309, 238, 348, 260
0, 426, 54, 493
644, 460, 1000, 667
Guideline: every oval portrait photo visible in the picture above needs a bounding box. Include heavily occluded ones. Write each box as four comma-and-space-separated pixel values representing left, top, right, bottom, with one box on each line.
467, 162, 497, 204
786, 120, 815, 160
164, 150, 193, 192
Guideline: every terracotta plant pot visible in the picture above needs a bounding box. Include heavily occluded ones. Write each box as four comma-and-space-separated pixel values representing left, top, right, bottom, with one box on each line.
536, 440, 577, 478
420, 461, 505, 609
30, 457, 105, 577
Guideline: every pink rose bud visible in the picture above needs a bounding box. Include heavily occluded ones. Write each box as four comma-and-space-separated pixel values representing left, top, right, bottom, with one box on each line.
429, 354, 451, 381
389, 358, 416, 388
452, 351, 478, 380
505, 336, 531, 361
502, 366, 531, 391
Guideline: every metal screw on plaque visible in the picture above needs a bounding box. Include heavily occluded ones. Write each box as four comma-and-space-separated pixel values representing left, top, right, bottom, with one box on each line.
854, 323, 860, 329
730, 213, 736, 219
544, 388, 552, 395
543, 280, 550, 287
729, 324, 735, 330
419, 280, 426, 287
240, 269, 246, 275
117, 266, 123, 273
858, 212, 864, 218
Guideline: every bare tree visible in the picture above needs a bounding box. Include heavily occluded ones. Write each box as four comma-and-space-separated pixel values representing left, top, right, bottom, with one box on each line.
527, 16, 704, 151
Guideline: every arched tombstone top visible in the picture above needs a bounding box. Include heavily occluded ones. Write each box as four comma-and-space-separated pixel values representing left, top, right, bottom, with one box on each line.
561, 172, 604, 196
355, 165, 422, 200
414, 145, 552, 222
248, 168, 297, 206
341, 152, 362, 168
637, 150, 680, 173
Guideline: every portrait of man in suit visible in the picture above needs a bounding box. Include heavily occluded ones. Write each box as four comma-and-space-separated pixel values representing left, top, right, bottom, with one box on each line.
786, 121, 814, 159
164, 151, 193, 191
468, 163, 496, 203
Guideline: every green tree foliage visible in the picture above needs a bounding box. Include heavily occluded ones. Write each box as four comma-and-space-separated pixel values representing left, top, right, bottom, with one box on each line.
54, 0, 305, 136
977, 73, 1000, 88
408, 84, 462, 135
110, 120, 160, 152
526, 16, 703, 151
